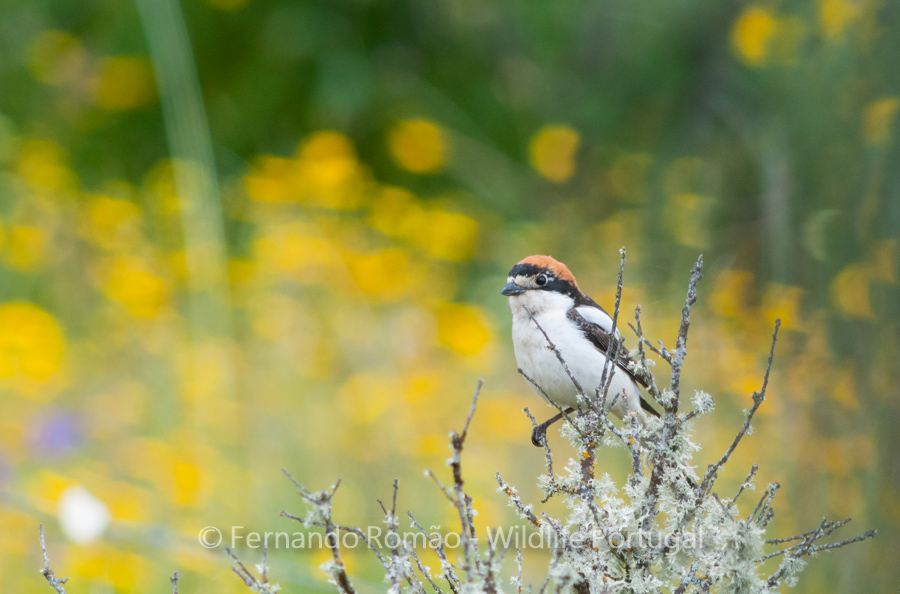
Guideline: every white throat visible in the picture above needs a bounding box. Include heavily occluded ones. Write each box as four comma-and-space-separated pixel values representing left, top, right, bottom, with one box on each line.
507, 290, 575, 319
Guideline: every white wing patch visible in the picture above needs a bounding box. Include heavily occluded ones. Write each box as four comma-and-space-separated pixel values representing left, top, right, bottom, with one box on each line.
574, 305, 621, 338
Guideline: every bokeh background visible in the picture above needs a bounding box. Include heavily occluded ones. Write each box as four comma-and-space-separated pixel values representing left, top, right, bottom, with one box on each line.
0, 0, 898, 591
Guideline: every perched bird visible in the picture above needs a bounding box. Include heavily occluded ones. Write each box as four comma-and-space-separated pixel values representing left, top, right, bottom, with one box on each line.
501, 255, 659, 446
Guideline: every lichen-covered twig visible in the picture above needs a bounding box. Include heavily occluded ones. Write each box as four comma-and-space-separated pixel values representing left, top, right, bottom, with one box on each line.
627, 412, 643, 487
496, 472, 543, 528
39, 524, 69, 594
642, 255, 703, 524
764, 520, 876, 588
377, 479, 423, 592
748, 482, 780, 526
170, 571, 179, 594
513, 548, 524, 594
760, 517, 871, 563
226, 546, 280, 593
667, 255, 704, 409
629, 305, 664, 402
732, 464, 758, 504
281, 471, 355, 594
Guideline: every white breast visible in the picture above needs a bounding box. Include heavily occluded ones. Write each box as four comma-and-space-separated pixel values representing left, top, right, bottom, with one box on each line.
509, 293, 645, 423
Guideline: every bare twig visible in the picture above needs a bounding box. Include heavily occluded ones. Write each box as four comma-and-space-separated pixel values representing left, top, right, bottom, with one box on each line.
630, 306, 664, 401
171, 571, 179, 594
700, 319, 780, 496
39, 524, 69, 594
410, 546, 445, 594
518, 368, 584, 440
627, 331, 674, 366
409, 512, 461, 592
597, 247, 627, 408
425, 381, 483, 583
524, 407, 555, 479
226, 548, 255, 588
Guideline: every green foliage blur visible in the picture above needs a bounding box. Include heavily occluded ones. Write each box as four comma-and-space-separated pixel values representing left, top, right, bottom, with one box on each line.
0, 0, 897, 591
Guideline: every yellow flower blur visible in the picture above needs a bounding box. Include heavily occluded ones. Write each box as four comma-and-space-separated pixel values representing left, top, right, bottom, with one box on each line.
27, 30, 88, 87
92, 56, 157, 111
608, 153, 653, 203
295, 131, 367, 208
831, 262, 873, 318
80, 195, 142, 250
818, 0, 859, 39
528, 125, 581, 183
245, 131, 367, 208
863, 97, 900, 145
0, 302, 65, 381
663, 193, 712, 249
345, 249, 413, 299
388, 119, 448, 174
101, 257, 171, 318
436, 303, 492, 355
243, 156, 296, 203
0, 225, 49, 271
414, 209, 479, 261
14, 139, 77, 192
369, 189, 479, 261
732, 6, 777, 66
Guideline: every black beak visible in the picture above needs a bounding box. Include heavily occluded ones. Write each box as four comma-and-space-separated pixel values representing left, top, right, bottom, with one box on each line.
501, 282, 524, 296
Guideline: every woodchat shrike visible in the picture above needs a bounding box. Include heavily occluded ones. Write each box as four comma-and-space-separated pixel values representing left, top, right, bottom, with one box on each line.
502, 255, 659, 445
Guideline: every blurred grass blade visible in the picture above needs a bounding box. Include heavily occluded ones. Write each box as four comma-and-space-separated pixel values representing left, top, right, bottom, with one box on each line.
136, 0, 235, 399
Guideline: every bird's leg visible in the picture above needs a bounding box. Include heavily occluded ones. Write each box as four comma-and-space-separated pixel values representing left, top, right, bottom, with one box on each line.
531, 408, 576, 447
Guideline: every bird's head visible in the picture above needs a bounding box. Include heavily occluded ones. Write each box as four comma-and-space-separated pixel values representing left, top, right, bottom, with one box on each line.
501, 255, 584, 312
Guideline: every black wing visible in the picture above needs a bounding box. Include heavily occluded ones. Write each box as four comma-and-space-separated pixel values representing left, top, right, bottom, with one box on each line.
566, 308, 661, 418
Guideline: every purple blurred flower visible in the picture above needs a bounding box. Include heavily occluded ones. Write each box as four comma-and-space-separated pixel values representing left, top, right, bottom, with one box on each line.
30, 411, 80, 458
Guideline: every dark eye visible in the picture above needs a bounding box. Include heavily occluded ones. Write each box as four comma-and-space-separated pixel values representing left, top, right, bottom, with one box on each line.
536, 275, 548, 286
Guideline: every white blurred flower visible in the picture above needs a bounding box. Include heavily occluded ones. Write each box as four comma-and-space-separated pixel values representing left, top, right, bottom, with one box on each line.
58, 485, 110, 544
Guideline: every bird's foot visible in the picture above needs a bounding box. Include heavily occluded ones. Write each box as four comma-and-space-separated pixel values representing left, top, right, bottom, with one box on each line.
530, 408, 574, 447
